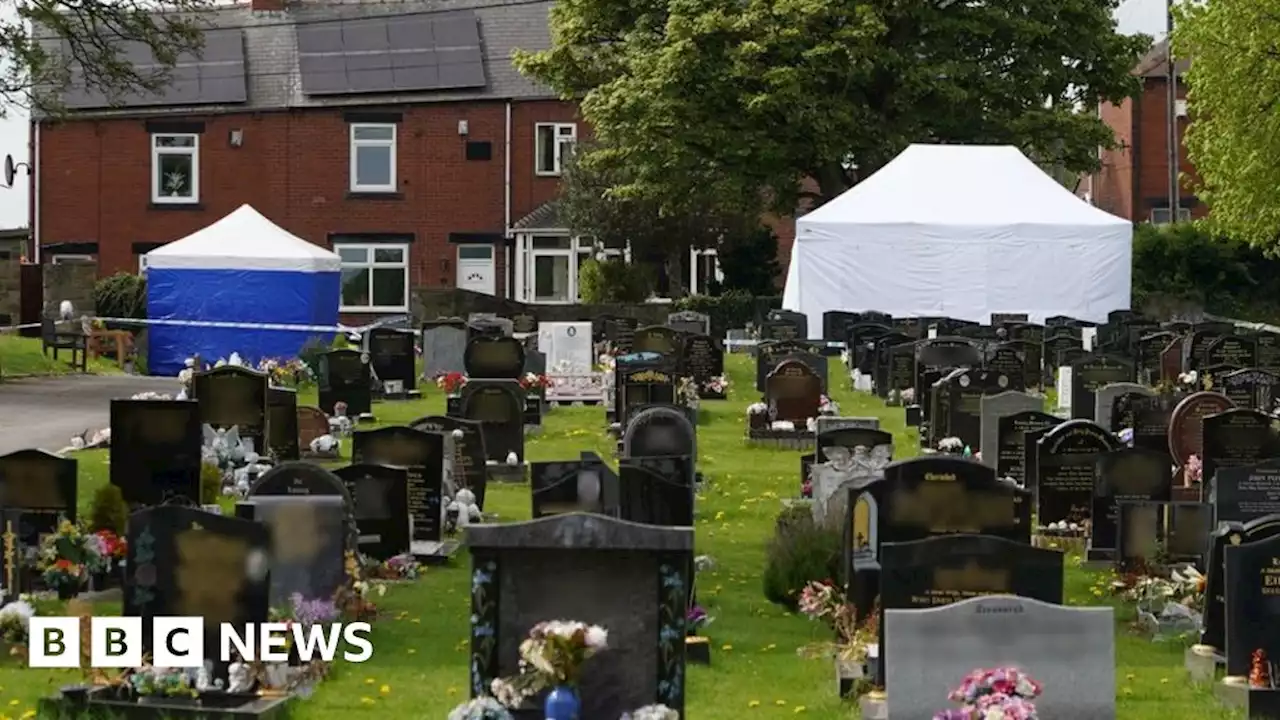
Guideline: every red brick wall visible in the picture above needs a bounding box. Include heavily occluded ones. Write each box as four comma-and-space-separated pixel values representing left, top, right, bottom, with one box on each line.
1096, 98, 1134, 220
1098, 78, 1206, 222
36, 99, 580, 303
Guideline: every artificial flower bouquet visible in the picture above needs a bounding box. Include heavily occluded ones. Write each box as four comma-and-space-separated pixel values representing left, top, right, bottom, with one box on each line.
932, 667, 1042, 720
128, 664, 198, 697
1184, 454, 1203, 486
797, 580, 867, 662
490, 620, 608, 707
448, 697, 513, 720
256, 357, 312, 388
365, 553, 421, 581
436, 372, 469, 394
622, 705, 680, 720
686, 605, 714, 636
519, 373, 552, 391
702, 375, 729, 395
0, 597, 35, 645
38, 521, 102, 592
94, 529, 128, 566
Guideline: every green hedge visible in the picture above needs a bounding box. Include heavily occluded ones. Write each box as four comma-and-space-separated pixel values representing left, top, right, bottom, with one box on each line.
674, 291, 782, 335
92, 273, 147, 322
1132, 222, 1280, 322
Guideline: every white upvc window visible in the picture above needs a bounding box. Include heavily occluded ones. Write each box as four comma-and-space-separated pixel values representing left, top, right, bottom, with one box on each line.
151, 133, 199, 204
50, 254, 95, 264
535, 123, 577, 176
349, 123, 398, 193
1149, 207, 1192, 224
335, 243, 409, 312
689, 248, 723, 296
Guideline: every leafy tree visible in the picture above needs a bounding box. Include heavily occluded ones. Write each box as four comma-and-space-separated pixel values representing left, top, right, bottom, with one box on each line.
716, 225, 781, 296
1173, 2, 1280, 250
558, 140, 759, 297
516, 0, 1149, 213
5, 0, 212, 115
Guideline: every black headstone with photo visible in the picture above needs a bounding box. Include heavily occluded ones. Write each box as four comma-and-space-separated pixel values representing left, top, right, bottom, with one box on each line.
1035, 420, 1121, 527
459, 381, 526, 462
409, 415, 489, 509
266, 386, 300, 462
123, 505, 270, 678
319, 348, 373, 416
367, 327, 418, 397
0, 449, 77, 542
332, 463, 412, 561
191, 365, 269, 452
464, 336, 526, 379
109, 399, 203, 505
1091, 447, 1174, 556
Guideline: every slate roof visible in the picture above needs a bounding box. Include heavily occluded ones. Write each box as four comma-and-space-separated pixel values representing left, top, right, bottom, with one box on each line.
1134, 38, 1190, 78
511, 201, 564, 230
38, 0, 557, 119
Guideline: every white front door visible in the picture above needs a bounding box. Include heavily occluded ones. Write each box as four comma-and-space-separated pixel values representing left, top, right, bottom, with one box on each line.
457, 244, 496, 295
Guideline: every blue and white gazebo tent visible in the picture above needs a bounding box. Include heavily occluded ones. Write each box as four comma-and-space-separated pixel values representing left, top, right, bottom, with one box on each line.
143, 204, 341, 376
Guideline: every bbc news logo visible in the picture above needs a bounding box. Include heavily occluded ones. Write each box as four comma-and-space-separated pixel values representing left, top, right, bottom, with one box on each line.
28, 617, 374, 668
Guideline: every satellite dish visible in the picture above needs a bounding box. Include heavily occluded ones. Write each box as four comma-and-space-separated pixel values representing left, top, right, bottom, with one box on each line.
3, 156, 14, 188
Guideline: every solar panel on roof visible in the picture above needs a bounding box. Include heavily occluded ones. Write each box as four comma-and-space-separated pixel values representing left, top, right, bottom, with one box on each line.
296, 11, 487, 96
61, 29, 248, 110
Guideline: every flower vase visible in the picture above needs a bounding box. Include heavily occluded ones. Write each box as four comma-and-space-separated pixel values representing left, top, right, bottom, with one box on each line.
56, 583, 78, 601
543, 685, 580, 720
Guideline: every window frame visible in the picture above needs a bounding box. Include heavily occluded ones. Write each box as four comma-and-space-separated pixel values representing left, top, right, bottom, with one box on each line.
348, 123, 398, 193
49, 254, 95, 264
534, 123, 577, 177
150, 133, 200, 205
334, 242, 410, 313
688, 247, 724, 296
1149, 207, 1192, 224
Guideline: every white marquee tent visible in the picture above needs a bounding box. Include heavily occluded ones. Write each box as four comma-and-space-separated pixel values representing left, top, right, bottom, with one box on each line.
781, 144, 1132, 338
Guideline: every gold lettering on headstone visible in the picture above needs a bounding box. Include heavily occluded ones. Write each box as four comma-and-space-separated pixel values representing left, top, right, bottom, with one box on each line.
630, 370, 671, 383
3, 521, 15, 592
176, 528, 249, 624
1263, 560, 1280, 596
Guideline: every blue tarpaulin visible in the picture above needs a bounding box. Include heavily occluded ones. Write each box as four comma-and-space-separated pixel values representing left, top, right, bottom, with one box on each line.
143, 205, 341, 376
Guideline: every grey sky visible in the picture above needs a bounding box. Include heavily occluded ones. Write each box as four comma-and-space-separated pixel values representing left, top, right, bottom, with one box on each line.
0, 0, 1169, 232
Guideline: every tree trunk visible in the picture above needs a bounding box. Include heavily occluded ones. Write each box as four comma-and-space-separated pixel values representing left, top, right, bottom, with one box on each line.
813, 163, 853, 207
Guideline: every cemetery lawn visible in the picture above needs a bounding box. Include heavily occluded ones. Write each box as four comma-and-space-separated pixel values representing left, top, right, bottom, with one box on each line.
8, 355, 1241, 718
0, 334, 119, 378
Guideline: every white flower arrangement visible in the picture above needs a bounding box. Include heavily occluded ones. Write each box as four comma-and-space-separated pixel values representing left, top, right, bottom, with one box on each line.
447, 697, 513, 720
694, 554, 716, 572
901, 387, 916, 404
937, 437, 964, 453
491, 620, 608, 708
1177, 370, 1199, 388
702, 375, 729, 393
771, 421, 795, 431
0, 596, 35, 644
1118, 427, 1134, 446
622, 705, 680, 720
747, 402, 768, 416
819, 394, 839, 415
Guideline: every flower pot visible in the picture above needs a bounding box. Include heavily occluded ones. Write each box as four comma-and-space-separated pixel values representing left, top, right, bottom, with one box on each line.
836, 657, 863, 698
56, 584, 79, 601
544, 685, 580, 720
686, 635, 711, 665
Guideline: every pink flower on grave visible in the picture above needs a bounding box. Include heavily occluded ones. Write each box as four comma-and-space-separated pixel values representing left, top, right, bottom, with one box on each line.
1186, 454, 1203, 485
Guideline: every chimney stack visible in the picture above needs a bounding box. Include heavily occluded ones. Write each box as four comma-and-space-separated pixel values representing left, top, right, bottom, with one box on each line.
250, 0, 286, 11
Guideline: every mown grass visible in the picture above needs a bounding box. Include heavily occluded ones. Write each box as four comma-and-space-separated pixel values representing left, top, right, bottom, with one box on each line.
0, 353, 1242, 718
0, 334, 120, 379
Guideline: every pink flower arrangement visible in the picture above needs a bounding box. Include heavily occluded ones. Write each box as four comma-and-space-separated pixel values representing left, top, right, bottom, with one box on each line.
1185, 454, 1203, 486
933, 667, 1042, 720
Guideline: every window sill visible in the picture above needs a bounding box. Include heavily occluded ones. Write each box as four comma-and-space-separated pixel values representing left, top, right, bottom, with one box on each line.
347, 191, 404, 201
533, 171, 562, 178
149, 202, 204, 211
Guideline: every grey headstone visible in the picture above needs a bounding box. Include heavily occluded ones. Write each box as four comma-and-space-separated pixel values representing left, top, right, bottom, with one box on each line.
980, 391, 1045, 468
237, 495, 348, 608
667, 311, 710, 336
815, 416, 880, 434
1094, 382, 1155, 432
886, 595, 1114, 720
423, 325, 467, 377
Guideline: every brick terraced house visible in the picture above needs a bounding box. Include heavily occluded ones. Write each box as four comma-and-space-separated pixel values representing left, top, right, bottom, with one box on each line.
1092, 39, 1204, 224
31, 0, 733, 318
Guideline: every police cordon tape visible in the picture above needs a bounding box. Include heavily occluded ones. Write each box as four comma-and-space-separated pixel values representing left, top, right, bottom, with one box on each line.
0, 315, 415, 336
0, 315, 848, 349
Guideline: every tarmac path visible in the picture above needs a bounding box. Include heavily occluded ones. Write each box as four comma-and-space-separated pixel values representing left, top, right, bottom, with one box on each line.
0, 374, 176, 455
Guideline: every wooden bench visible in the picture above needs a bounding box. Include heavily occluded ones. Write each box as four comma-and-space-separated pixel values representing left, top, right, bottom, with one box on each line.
41, 317, 87, 372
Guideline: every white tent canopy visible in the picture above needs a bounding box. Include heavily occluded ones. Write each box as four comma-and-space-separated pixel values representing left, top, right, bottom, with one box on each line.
144, 204, 341, 272
782, 144, 1132, 337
